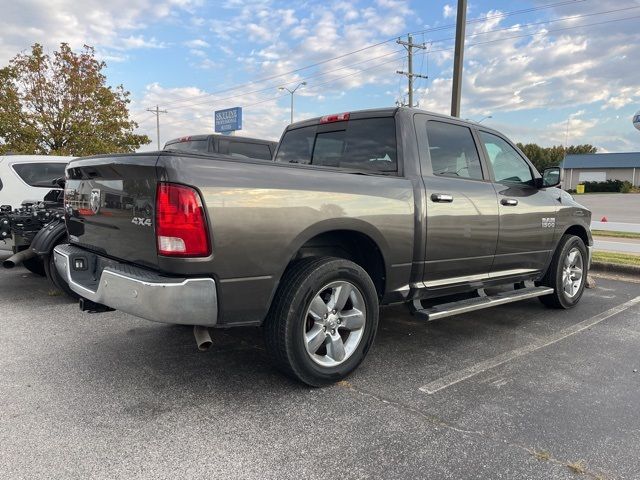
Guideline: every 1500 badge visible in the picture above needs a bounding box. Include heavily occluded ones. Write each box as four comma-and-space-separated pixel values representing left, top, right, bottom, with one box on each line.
132, 217, 152, 227
541, 217, 556, 228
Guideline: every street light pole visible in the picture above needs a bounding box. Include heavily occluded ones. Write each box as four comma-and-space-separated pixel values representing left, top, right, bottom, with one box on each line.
279, 82, 306, 124
477, 115, 492, 123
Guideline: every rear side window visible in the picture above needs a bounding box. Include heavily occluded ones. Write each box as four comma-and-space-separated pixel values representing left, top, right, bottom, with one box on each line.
275, 117, 397, 173
165, 139, 210, 152
426, 121, 483, 180
220, 139, 272, 160
12, 162, 67, 188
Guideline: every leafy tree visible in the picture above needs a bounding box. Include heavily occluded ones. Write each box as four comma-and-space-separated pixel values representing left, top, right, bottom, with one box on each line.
0, 43, 150, 156
516, 143, 597, 172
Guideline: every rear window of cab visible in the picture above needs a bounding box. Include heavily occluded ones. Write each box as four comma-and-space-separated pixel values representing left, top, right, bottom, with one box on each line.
275, 117, 397, 173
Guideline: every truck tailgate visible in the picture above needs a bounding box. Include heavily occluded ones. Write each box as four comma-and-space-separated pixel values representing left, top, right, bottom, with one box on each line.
64, 154, 160, 268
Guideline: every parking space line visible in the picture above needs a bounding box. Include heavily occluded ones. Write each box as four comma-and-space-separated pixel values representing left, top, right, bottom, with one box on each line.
419, 296, 640, 395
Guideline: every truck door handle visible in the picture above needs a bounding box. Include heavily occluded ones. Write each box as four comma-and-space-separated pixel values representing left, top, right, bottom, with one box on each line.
501, 198, 518, 206
431, 193, 453, 203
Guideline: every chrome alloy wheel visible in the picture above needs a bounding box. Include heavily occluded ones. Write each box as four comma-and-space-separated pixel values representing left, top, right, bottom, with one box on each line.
562, 247, 584, 298
303, 281, 367, 367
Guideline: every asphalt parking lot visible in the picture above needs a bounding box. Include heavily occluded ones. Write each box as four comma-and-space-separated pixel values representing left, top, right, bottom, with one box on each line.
1, 256, 640, 479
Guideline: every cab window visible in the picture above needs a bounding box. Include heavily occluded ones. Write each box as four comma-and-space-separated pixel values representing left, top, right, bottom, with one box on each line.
220, 140, 272, 160
479, 131, 533, 185
275, 117, 397, 173
426, 121, 484, 180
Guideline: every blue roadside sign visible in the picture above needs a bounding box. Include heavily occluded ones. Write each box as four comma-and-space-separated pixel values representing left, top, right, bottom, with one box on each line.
214, 107, 242, 133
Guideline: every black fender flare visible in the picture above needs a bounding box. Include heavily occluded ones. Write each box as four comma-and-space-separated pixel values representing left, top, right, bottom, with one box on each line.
30, 219, 67, 257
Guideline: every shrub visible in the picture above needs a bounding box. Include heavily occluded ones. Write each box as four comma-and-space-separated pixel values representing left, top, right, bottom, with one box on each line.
582, 180, 624, 193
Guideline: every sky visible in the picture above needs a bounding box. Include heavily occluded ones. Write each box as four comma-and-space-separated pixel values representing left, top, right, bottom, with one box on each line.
2, 0, 640, 152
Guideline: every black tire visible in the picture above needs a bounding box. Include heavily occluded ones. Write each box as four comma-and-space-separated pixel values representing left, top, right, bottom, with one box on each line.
22, 256, 46, 276
44, 241, 79, 300
264, 257, 379, 387
537, 234, 587, 309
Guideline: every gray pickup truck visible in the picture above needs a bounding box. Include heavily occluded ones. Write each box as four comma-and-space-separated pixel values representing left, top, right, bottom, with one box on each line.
54, 107, 592, 386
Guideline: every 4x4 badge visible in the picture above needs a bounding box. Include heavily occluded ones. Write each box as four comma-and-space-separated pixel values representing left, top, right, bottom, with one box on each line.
132, 217, 152, 227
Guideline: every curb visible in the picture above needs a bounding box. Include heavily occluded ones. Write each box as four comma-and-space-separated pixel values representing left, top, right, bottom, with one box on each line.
590, 261, 640, 277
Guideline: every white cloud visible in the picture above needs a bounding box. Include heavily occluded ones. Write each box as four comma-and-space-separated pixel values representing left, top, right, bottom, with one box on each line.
0, 0, 198, 64
184, 38, 210, 48
120, 35, 166, 49
443, 4, 455, 19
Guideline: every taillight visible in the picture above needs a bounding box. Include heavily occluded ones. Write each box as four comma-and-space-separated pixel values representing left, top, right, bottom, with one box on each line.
156, 183, 210, 257
320, 112, 350, 124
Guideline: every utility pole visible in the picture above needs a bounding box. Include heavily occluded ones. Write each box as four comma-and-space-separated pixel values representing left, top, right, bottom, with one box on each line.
147, 105, 167, 149
451, 0, 467, 117
396, 35, 428, 107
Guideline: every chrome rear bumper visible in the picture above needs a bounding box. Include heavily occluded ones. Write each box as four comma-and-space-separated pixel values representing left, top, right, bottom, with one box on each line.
53, 244, 218, 326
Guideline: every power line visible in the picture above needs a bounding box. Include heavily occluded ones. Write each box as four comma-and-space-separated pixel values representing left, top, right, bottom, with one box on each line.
134, 3, 640, 127
149, 0, 587, 110
408, 0, 586, 37
160, 48, 405, 113
426, 4, 640, 45
160, 5, 637, 114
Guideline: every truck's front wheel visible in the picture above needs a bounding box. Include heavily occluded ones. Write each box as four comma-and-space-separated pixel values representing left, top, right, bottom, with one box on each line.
538, 234, 587, 309
265, 257, 379, 387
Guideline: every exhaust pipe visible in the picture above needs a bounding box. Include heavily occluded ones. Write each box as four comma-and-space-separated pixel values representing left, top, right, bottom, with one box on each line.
193, 325, 212, 351
3, 248, 36, 269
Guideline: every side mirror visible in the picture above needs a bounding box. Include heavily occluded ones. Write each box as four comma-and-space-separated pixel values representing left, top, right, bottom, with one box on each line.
540, 167, 561, 188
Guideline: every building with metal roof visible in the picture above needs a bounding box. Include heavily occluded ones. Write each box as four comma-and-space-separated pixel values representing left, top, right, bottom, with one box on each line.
561, 152, 640, 189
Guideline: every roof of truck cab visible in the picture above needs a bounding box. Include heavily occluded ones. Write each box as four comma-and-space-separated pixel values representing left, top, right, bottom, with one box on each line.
165, 134, 277, 145
284, 107, 501, 134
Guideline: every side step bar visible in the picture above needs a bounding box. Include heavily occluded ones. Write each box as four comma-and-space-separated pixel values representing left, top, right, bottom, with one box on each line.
413, 286, 554, 321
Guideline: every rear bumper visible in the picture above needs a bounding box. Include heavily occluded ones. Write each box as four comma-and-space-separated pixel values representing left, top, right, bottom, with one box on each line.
53, 244, 218, 326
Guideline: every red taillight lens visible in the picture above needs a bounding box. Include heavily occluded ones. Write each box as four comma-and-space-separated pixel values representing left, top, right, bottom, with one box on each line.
156, 183, 210, 257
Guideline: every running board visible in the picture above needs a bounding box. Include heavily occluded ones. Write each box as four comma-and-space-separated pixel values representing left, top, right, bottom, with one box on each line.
413, 286, 554, 321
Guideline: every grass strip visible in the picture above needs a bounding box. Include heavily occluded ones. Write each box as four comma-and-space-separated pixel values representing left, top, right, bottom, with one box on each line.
592, 230, 640, 240
592, 251, 640, 266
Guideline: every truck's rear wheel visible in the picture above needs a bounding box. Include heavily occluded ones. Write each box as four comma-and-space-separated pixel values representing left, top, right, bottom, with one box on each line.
538, 234, 587, 309
22, 256, 46, 276
264, 257, 379, 387
44, 240, 79, 299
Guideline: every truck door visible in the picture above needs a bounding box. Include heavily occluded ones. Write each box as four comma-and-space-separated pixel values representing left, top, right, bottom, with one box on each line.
477, 130, 558, 275
416, 116, 499, 288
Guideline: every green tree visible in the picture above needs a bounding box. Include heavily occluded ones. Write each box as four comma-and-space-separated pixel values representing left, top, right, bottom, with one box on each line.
516, 143, 597, 172
0, 43, 150, 156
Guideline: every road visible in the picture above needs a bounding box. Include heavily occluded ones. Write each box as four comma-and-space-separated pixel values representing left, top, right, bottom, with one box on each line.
574, 193, 640, 223
593, 236, 640, 255
2, 253, 640, 479
591, 221, 640, 234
